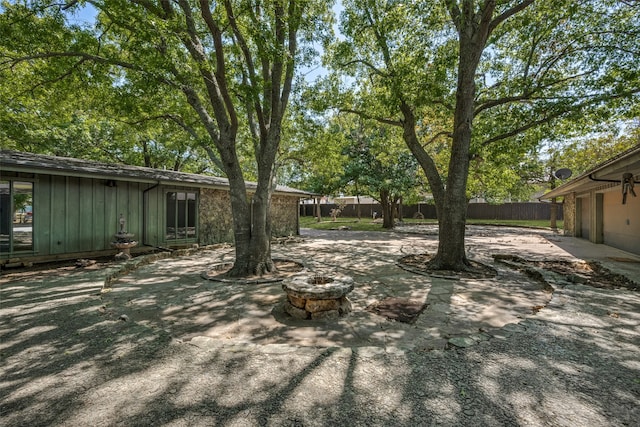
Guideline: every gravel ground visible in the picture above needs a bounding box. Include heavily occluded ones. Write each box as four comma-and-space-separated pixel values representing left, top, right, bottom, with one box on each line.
1, 226, 639, 426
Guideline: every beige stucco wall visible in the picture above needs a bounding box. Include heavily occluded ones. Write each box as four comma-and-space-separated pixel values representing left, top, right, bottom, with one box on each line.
579, 195, 591, 240
198, 189, 300, 245
562, 185, 640, 255
603, 189, 640, 255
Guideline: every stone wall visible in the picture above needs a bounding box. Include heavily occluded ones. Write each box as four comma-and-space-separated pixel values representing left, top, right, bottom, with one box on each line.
199, 188, 234, 244
199, 189, 300, 245
270, 194, 300, 237
563, 193, 576, 236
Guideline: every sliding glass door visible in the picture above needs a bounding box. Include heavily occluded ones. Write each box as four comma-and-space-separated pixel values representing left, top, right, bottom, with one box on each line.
0, 180, 33, 254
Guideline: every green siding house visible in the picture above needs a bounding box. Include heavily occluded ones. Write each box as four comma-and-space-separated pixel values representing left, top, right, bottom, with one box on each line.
1, 150, 309, 266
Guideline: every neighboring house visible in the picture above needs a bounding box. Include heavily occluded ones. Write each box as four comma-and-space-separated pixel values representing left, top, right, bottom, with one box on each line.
540, 144, 640, 255
1, 150, 310, 265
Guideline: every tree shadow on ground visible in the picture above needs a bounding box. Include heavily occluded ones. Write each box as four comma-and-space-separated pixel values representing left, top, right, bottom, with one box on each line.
2, 229, 639, 425
0, 269, 173, 426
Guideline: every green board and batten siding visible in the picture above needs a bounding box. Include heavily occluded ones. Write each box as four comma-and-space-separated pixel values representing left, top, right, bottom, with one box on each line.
144, 184, 202, 247
19, 174, 202, 258
2, 150, 309, 264
33, 174, 148, 256
2, 168, 223, 260
0, 169, 160, 259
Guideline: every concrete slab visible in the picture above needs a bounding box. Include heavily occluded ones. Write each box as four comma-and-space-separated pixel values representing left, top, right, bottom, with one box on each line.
3, 225, 639, 427
2, 225, 637, 353
89, 225, 639, 351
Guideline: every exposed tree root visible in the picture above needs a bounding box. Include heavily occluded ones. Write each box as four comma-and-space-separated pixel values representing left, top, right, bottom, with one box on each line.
398, 253, 496, 279
203, 259, 304, 283
425, 254, 473, 272
252, 260, 276, 277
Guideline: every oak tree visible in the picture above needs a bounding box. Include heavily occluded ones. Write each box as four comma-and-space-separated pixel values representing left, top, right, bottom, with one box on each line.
330, 0, 640, 270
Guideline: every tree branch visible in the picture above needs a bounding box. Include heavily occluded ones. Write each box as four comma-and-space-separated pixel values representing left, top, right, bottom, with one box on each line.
280, 0, 300, 116
2, 51, 145, 75
339, 59, 389, 77
223, 0, 265, 134
425, 130, 453, 146
180, 84, 223, 149
480, 87, 640, 146
175, 0, 236, 136
61, 1, 78, 11
200, 145, 225, 172
19, 59, 85, 94
267, 0, 287, 137
476, 62, 601, 116
399, 102, 445, 208
429, 99, 455, 113
475, 92, 534, 116
198, 0, 238, 131
339, 108, 403, 127
443, 0, 461, 31
129, 0, 167, 18
488, 0, 535, 34
121, 113, 209, 154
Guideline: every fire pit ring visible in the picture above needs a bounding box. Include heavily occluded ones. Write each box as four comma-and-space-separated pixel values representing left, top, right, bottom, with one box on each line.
282, 273, 354, 320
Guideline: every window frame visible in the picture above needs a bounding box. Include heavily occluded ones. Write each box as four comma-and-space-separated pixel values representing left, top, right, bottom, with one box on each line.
164, 189, 199, 244
0, 179, 35, 256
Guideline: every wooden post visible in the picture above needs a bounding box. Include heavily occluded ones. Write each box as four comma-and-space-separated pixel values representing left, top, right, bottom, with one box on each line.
550, 197, 558, 230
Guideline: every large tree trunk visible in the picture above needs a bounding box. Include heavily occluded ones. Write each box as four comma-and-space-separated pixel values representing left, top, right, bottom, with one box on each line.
315, 197, 322, 222
194, 1, 298, 278
226, 180, 276, 276
248, 189, 275, 274
380, 189, 395, 229
400, 101, 471, 269
226, 191, 274, 276
210, 124, 277, 277
429, 50, 476, 269
228, 129, 280, 276
426, 2, 492, 270
223, 163, 253, 276
402, 115, 470, 269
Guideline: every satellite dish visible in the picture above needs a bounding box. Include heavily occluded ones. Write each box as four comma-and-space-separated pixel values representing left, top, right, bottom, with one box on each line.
554, 168, 572, 180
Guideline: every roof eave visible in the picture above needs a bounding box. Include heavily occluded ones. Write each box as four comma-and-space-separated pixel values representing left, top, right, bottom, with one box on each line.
1, 150, 311, 196
540, 144, 640, 200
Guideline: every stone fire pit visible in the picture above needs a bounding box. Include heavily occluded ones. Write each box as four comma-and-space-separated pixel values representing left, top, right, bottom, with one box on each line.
282, 274, 354, 320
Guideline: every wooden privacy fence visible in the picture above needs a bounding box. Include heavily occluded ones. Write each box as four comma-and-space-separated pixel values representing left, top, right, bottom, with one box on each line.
300, 202, 563, 221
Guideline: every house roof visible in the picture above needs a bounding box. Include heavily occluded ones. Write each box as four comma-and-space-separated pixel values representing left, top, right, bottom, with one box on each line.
0, 150, 311, 197
540, 144, 640, 199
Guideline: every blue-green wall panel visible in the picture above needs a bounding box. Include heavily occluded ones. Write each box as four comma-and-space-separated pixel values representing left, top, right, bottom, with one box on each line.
92, 180, 106, 251
30, 175, 147, 256
78, 178, 94, 251
49, 175, 67, 254
36, 175, 51, 256
66, 176, 81, 252
19, 175, 213, 259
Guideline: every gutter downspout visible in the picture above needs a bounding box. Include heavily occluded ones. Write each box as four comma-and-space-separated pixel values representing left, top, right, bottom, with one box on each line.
588, 173, 620, 183
543, 173, 620, 200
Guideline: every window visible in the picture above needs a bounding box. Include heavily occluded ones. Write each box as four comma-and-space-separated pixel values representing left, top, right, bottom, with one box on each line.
1, 180, 34, 254
165, 191, 197, 241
